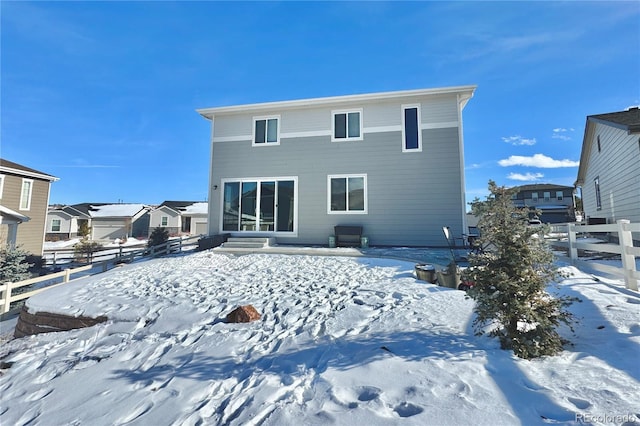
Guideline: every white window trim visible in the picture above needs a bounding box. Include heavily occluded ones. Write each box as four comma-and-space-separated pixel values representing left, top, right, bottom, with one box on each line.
0, 175, 4, 199
51, 219, 61, 232
556, 191, 563, 201
401, 103, 422, 152
19, 178, 33, 211
252, 115, 281, 146
219, 176, 298, 236
161, 216, 168, 226
531, 192, 539, 203
331, 109, 364, 142
327, 174, 368, 214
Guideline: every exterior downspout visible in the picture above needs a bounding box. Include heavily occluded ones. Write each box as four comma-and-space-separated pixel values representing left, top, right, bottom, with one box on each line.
457, 93, 468, 235
206, 115, 216, 237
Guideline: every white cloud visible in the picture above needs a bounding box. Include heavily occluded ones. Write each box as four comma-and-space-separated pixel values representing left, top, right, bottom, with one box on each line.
501, 135, 537, 146
552, 128, 575, 141
507, 172, 544, 181
498, 153, 579, 168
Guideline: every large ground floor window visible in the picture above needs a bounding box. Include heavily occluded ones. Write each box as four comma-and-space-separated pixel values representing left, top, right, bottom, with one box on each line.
222, 177, 297, 233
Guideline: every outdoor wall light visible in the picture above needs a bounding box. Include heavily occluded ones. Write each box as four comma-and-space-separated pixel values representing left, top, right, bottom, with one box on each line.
213, 185, 218, 190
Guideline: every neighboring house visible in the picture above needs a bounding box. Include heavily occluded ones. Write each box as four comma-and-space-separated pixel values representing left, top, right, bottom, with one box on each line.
0, 159, 58, 256
510, 184, 576, 223
576, 107, 640, 224
46, 205, 91, 241
149, 201, 209, 236
197, 85, 476, 246
48, 203, 151, 241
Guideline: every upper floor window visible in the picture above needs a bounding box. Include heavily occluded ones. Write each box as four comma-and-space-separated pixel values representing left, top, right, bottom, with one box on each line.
161, 216, 168, 226
51, 219, 61, 232
253, 116, 280, 146
0, 175, 4, 199
328, 174, 367, 214
531, 192, 539, 203
20, 179, 33, 211
556, 191, 564, 201
543, 192, 551, 202
332, 109, 362, 141
402, 104, 422, 152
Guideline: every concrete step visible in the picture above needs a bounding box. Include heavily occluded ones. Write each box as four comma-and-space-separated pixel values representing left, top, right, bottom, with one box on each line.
222, 237, 275, 249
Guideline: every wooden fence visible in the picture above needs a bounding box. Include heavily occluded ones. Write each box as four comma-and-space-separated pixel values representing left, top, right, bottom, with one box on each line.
1, 235, 203, 315
549, 219, 639, 291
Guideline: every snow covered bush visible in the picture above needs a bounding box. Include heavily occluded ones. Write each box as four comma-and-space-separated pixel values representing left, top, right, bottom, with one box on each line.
0, 246, 32, 283
463, 181, 576, 359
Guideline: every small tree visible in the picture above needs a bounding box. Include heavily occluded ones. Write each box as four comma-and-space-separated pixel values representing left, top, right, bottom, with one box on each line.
148, 227, 169, 248
78, 221, 91, 239
74, 238, 103, 263
463, 181, 576, 359
0, 246, 32, 283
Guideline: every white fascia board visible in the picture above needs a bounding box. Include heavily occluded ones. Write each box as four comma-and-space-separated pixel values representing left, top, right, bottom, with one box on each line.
0, 166, 59, 182
197, 85, 477, 119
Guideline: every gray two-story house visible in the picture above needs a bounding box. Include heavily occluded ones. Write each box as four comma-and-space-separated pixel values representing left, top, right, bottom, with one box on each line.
197, 86, 476, 246
510, 184, 576, 223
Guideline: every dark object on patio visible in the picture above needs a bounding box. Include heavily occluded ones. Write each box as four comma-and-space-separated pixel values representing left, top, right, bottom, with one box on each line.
198, 234, 229, 251
226, 305, 261, 323
415, 264, 437, 283
334, 225, 363, 247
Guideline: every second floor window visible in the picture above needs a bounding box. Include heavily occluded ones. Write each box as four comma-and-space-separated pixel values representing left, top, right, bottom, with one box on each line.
161, 216, 168, 226
531, 192, 538, 203
543, 192, 551, 202
332, 110, 362, 141
20, 179, 33, 210
253, 116, 279, 146
556, 191, 564, 201
51, 219, 61, 232
402, 105, 422, 152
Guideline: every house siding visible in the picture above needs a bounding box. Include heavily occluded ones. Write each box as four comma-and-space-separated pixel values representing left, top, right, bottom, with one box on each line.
1, 173, 50, 255
582, 123, 640, 223
210, 121, 465, 246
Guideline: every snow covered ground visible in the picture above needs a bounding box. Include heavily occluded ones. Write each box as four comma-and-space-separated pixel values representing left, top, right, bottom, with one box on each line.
0, 251, 638, 425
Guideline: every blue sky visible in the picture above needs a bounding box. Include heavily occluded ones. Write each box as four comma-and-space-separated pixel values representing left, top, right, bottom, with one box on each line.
2, 1, 638, 207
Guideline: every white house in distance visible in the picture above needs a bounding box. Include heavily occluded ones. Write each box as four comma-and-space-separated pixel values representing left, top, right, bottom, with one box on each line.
149, 201, 208, 236
576, 107, 640, 225
46, 203, 151, 242
197, 85, 476, 246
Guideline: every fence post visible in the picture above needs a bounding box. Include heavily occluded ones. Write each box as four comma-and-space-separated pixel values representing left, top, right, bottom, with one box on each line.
617, 219, 638, 291
568, 223, 578, 262
64, 268, 71, 283
1, 283, 12, 314
53, 252, 57, 268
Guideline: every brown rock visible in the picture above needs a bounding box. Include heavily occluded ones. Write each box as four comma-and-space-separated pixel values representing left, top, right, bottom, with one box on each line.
226, 305, 261, 323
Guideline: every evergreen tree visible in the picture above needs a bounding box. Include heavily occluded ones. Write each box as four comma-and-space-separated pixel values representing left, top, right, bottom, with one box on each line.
147, 227, 169, 248
463, 181, 576, 359
0, 246, 32, 283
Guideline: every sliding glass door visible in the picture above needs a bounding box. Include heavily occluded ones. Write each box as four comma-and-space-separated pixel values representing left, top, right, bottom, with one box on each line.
222, 178, 296, 233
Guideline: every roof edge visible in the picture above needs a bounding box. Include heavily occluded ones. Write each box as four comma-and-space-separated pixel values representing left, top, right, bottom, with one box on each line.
196, 85, 477, 119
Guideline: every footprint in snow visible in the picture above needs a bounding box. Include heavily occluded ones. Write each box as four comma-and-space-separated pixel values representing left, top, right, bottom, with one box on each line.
394, 402, 423, 417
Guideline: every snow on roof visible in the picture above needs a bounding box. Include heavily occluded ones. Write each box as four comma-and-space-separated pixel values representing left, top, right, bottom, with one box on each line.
89, 204, 147, 218
182, 202, 208, 215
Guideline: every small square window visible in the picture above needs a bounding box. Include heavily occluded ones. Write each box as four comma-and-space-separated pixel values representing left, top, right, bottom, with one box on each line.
328, 174, 367, 214
332, 110, 362, 141
253, 116, 280, 146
